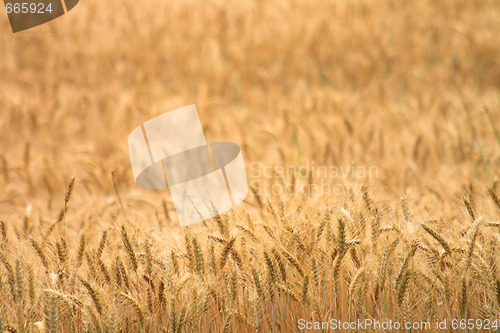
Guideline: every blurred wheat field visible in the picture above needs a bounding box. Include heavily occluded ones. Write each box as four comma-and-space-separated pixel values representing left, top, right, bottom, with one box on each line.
0, 0, 500, 332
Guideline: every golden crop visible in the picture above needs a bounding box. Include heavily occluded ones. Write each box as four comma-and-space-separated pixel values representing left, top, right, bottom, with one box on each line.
0, 0, 499, 332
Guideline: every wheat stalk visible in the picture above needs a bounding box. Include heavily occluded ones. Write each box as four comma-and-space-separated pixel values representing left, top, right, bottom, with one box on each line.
121, 226, 138, 272
119, 292, 144, 327
28, 237, 49, 270
80, 278, 103, 316
219, 237, 236, 270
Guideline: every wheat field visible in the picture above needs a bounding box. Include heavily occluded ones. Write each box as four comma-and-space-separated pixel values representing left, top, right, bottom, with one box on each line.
0, 0, 500, 332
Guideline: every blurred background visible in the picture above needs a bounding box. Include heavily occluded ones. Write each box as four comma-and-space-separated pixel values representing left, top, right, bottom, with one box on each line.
0, 0, 499, 235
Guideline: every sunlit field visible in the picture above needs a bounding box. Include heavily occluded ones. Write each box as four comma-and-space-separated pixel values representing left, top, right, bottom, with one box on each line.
0, 0, 499, 331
